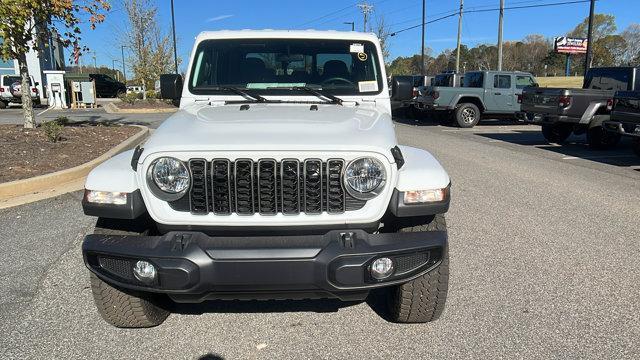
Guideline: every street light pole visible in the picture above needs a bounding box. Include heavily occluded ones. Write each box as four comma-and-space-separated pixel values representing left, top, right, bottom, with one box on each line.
170, 0, 179, 74
121, 45, 127, 83
344, 22, 355, 31
497, 0, 504, 71
421, 0, 425, 76
112, 60, 120, 81
583, 0, 596, 77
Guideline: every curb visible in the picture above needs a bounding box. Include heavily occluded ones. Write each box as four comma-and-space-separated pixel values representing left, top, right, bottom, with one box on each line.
0, 125, 149, 209
104, 101, 177, 114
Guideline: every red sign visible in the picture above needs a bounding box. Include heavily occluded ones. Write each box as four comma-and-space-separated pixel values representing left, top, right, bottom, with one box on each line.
554, 37, 588, 54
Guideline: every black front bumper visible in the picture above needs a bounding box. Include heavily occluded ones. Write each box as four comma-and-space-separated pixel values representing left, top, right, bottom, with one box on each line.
83, 229, 447, 302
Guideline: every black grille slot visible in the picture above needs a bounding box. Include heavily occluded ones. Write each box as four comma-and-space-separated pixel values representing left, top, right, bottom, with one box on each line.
394, 252, 430, 275
234, 159, 254, 215
188, 159, 208, 214
258, 159, 277, 214
98, 257, 134, 281
281, 159, 300, 214
326, 159, 345, 213
184, 158, 362, 215
211, 160, 231, 214
304, 159, 323, 214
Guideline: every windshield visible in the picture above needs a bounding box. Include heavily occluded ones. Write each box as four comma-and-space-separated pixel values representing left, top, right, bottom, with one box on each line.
189, 38, 383, 96
584, 68, 632, 91
3, 76, 32, 86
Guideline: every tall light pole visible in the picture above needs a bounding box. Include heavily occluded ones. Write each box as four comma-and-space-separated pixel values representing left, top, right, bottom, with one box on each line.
455, 0, 463, 73
497, 0, 504, 71
344, 22, 355, 31
170, 0, 179, 74
421, 0, 426, 76
357, 3, 374, 32
121, 45, 127, 83
112, 59, 120, 81
583, 0, 596, 78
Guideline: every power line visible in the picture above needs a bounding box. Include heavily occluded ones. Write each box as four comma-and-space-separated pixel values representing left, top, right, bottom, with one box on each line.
296, 3, 358, 27
389, 0, 596, 37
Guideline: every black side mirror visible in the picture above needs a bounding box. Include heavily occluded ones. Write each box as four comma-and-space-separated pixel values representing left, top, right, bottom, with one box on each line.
160, 74, 183, 100
35, 82, 40, 86
390, 76, 414, 101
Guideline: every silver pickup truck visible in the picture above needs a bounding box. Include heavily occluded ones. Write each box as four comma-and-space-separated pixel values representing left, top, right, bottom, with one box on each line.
411, 70, 537, 128
519, 67, 639, 149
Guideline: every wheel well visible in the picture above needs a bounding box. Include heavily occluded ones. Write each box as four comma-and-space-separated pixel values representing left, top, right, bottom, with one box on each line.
456, 97, 484, 112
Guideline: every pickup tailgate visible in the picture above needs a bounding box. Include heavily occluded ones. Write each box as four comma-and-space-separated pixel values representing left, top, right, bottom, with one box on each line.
521, 87, 564, 114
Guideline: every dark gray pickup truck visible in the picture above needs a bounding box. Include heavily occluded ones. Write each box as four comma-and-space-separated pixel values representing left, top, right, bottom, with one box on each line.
519, 67, 640, 149
603, 91, 640, 156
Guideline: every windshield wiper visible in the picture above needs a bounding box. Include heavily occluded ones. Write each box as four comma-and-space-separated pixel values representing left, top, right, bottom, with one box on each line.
221, 86, 271, 103
292, 86, 344, 105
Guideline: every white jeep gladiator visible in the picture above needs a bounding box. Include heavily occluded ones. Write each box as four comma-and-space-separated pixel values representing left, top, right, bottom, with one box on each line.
82, 30, 452, 328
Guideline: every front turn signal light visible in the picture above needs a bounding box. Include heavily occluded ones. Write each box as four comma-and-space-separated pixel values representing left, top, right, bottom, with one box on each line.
403, 188, 447, 204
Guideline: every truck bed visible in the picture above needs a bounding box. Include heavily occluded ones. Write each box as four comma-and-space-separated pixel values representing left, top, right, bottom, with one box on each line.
521, 87, 614, 121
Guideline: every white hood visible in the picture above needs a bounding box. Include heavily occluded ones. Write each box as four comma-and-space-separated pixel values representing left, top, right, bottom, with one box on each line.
141, 102, 398, 160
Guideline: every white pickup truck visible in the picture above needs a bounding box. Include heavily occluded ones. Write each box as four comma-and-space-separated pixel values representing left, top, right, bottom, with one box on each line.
81, 30, 452, 328
0, 74, 40, 109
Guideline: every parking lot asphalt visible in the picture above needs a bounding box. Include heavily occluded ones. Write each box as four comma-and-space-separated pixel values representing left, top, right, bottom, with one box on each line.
1, 114, 639, 359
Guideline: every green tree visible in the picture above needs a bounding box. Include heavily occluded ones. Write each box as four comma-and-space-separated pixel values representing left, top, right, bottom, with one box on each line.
568, 14, 618, 68
0, 1, 110, 128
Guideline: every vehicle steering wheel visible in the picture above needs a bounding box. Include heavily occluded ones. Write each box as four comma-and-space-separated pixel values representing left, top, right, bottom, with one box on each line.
321, 77, 355, 87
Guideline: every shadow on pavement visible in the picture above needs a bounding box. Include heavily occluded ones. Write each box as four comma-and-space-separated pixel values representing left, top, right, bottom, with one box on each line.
198, 353, 225, 360
171, 298, 363, 315
477, 130, 640, 167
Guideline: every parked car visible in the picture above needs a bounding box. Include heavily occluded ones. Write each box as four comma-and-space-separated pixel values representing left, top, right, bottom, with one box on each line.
81, 30, 452, 328
603, 91, 640, 156
407, 70, 537, 127
88, 73, 126, 98
390, 75, 432, 117
127, 85, 145, 94
0, 74, 39, 109
431, 71, 463, 87
519, 67, 640, 149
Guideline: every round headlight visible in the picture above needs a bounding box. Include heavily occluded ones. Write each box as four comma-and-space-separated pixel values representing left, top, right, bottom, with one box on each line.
344, 157, 386, 199
150, 157, 190, 194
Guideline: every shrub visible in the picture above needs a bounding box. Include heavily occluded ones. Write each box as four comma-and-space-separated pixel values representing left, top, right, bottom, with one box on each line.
118, 92, 139, 105
145, 90, 158, 99
42, 121, 63, 143
54, 116, 70, 126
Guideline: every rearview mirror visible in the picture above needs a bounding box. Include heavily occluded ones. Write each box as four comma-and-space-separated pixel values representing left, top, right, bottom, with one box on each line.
160, 74, 183, 100
390, 76, 414, 101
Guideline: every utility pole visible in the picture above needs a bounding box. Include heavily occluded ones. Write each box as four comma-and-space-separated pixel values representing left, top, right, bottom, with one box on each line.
92, 51, 97, 70
497, 0, 504, 71
455, 0, 463, 73
344, 22, 355, 31
421, 0, 426, 76
583, 0, 596, 77
170, 0, 179, 74
112, 60, 120, 81
357, 2, 374, 32
121, 45, 127, 83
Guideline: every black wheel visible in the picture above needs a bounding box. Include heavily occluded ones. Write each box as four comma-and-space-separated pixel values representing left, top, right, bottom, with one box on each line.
632, 139, 640, 158
455, 103, 480, 128
385, 214, 449, 323
586, 125, 621, 150
0, 101, 7, 109
541, 123, 572, 144
89, 217, 169, 328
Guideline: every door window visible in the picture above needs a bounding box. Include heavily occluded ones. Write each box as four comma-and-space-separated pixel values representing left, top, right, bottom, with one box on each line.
516, 76, 535, 89
494, 75, 511, 89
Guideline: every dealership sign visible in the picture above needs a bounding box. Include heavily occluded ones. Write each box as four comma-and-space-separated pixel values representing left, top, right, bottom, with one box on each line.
554, 37, 588, 54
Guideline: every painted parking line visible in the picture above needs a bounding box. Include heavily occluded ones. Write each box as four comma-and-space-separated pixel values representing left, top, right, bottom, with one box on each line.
36, 108, 51, 116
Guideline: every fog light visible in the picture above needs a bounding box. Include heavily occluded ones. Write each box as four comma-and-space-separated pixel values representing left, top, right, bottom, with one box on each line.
133, 260, 156, 283
85, 190, 127, 205
371, 257, 394, 280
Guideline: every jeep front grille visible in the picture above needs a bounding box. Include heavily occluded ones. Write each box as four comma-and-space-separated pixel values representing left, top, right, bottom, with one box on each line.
181, 158, 364, 215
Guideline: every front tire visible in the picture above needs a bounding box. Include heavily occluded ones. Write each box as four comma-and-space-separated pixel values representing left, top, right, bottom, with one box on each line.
385, 214, 449, 323
455, 103, 481, 128
587, 125, 621, 150
632, 139, 640, 157
541, 123, 572, 144
0, 100, 7, 109
89, 217, 169, 328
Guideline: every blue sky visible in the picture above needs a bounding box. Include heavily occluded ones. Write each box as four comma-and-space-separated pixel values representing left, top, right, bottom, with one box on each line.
81, 0, 637, 71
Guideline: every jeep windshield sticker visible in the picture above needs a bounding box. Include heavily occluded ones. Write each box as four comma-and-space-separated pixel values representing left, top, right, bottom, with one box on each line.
349, 43, 364, 53
357, 53, 368, 62
358, 80, 378, 93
